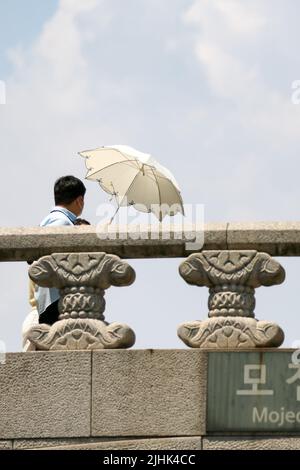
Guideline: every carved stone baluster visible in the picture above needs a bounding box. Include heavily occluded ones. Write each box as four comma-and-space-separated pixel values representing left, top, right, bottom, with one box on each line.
178, 250, 285, 349
27, 252, 136, 350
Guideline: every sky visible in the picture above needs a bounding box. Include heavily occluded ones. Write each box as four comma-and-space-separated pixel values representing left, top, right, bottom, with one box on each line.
1, 0, 300, 351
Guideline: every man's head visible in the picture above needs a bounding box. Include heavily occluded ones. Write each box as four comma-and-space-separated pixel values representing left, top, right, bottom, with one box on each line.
54, 176, 86, 217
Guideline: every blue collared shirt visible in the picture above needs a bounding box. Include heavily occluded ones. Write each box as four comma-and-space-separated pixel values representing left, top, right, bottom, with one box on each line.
40, 206, 77, 227
36, 206, 77, 315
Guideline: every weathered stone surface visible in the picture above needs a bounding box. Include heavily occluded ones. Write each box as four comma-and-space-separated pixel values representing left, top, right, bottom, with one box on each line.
178, 251, 285, 349
92, 350, 207, 437
227, 221, 300, 256
179, 251, 285, 318
3, 222, 300, 261
29, 252, 135, 289
0, 223, 227, 261
14, 437, 201, 450
203, 437, 300, 450
29, 252, 135, 320
0, 441, 12, 450
14, 437, 110, 449
27, 319, 135, 350
28, 252, 136, 350
0, 352, 91, 439
178, 317, 284, 349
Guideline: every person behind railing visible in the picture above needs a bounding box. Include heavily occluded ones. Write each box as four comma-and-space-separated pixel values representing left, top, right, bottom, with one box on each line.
22, 216, 91, 351
22, 177, 89, 351
36, 176, 86, 326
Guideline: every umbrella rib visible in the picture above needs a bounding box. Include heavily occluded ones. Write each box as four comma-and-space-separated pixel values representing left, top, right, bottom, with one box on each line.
108, 169, 141, 224
149, 167, 185, 217
149, 167, 163, 222
117, 169, 141, 207
145, 169, 179, 186
80, 147, 139, 163
86, 159, 140, 180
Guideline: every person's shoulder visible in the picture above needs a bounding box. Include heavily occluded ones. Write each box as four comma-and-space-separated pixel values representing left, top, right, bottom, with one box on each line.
40, 210, 74, 227
45, 219, 73, 227
40, 214, 52, 227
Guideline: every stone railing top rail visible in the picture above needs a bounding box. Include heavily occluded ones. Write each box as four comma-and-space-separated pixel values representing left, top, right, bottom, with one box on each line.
1, 222, 300, 261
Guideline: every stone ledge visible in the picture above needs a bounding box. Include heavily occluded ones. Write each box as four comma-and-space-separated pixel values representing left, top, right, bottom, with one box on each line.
0, 223, 223, 261
14, 437, 201, 450
203, 436, 300, 450
2, 222, 300, 261
0, 441, 12, 450
227, 222, 300, 255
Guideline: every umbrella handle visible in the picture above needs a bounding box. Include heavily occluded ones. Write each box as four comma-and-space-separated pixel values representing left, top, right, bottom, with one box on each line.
108, 183, 120, 224
109, 202, 121, 225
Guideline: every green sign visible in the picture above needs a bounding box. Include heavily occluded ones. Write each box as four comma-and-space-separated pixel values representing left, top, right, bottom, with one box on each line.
207, 351, 300, 432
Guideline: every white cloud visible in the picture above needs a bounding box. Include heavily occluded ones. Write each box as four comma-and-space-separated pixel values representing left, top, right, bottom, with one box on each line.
9, 0, 98, 115
213, 0, 266, 35
183, 0, 264, 101
183, 0, 300, 144
195, 42, 258, 98
184, 0, 264, 95
184, 0, 266, 36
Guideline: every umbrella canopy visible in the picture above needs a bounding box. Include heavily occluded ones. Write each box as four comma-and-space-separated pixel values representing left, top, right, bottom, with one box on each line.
79, 145, 184, 222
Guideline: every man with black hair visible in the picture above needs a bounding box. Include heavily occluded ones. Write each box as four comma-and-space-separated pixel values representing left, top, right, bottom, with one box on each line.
42, 175, 86, 226
36, 176, 86, 325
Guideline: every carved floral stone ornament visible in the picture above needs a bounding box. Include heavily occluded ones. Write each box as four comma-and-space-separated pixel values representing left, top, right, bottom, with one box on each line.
178, 250, 285, 349
27, 252, 136, 350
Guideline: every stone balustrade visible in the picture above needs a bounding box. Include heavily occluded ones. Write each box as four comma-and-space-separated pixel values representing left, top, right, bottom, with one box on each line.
1, 224, 299, 450
27, 252, 136, 350
178, 250, 285, 348
0, 223, 297, 350
2, 221, 300, 261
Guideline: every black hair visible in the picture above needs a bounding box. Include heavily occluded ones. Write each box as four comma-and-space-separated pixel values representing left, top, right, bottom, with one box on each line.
54, 176, 86, 205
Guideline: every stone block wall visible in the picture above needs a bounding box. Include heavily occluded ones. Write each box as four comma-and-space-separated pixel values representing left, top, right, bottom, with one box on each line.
0, 350, 299, 450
